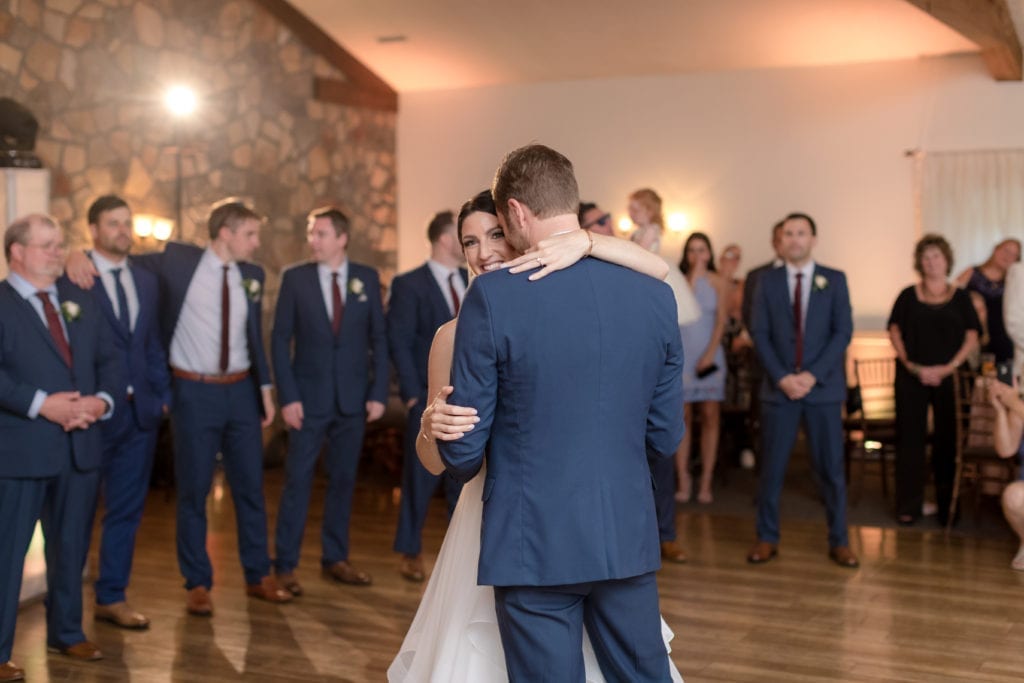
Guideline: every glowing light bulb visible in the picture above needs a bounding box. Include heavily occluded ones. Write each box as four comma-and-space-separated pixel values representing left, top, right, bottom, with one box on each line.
153, 219, 174, 241
134, 216, 153, 237
667, 213, 689, 233
164, 86, 197, 117
617, 217, 632, 233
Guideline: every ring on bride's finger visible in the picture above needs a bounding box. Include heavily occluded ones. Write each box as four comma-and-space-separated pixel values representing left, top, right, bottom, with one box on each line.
536, 257, 544, 266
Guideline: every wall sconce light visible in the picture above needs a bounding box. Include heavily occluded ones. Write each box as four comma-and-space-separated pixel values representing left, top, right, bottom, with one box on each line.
667, 212, 689, 233
134, 214, 173, 241
134, 215, 153, 238
617, 216, 632, 234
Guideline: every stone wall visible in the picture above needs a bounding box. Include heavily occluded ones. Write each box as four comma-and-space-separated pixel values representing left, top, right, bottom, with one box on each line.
0, 0, 398, 298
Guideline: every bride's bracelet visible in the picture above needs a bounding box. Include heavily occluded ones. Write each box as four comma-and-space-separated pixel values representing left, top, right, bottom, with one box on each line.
419, 411, 434, 442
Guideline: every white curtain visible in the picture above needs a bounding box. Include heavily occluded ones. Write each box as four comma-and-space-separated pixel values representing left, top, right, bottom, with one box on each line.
920, 149, 1024, 269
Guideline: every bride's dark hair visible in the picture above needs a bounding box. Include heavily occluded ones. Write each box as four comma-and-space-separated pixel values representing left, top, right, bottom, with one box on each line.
457, 190, 497, 242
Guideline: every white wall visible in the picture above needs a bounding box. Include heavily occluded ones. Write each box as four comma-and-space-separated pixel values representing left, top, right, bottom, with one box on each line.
397, 55, 1024, 329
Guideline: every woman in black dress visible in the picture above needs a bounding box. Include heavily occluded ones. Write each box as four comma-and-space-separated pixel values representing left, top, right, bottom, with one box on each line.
889, 234, 981, 525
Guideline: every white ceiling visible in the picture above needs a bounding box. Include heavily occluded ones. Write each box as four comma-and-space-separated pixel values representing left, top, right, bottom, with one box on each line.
289, 0, 983, 92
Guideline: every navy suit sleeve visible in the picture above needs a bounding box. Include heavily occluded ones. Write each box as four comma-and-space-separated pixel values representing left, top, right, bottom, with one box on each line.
646, 287, 686, 459
366, 269, 390, 404
437, 282, 495, 483
751, 273, 789, 386
0, 315, 38, 415
247, 267, 272, 388
387, 275, 422, 402
129, 251, 164, 276
804, 271, 853, 386
271, 269, 300, 406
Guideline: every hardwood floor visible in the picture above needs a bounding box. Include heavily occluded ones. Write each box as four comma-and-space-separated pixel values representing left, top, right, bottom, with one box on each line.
13, 468, 1024, 682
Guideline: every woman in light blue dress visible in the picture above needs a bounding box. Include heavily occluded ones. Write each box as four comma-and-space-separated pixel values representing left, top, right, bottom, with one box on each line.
675, 232, 729, 503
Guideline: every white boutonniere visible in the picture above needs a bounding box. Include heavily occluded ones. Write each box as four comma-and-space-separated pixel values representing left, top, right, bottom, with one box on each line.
813, 274, 829, 292
60, 300, 81, 322
348, 277, 368, 303
241, 278, 261, 302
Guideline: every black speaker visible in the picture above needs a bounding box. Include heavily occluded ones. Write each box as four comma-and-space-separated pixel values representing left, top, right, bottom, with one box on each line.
0, 98, 42, 168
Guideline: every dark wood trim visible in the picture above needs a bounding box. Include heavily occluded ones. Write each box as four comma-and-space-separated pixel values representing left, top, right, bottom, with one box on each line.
314, 77, 399, 112
250, 0, 399, 110
904, 0, 1022, 80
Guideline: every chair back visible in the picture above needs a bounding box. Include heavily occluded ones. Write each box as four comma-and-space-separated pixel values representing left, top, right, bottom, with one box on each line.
852, 358, 897, 423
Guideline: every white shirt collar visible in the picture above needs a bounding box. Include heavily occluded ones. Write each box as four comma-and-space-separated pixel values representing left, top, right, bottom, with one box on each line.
91, 250, 128, 274
7, 271, 52, 299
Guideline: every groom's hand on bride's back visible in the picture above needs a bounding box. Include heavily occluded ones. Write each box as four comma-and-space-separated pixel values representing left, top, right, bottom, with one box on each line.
424, 386, 479, 441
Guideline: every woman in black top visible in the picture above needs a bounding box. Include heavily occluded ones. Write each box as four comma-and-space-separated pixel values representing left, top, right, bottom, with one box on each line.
889, 234, 981, 525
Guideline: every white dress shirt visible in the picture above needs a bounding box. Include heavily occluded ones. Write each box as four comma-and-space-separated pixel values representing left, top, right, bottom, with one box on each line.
427, 259, 465, 317
785, 259, 816, 331
318, 259, 349, 320
91, 250, 139, 332
7, 271, 113, 419
169, 248, 250, 374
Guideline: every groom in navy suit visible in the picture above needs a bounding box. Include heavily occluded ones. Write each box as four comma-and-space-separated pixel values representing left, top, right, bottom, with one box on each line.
272, 207, 389, 594
747, 212, 858, 568
440, 145, 685, 682
84, 195, 170, 630
388, 211, 467, 582
0, 214, 119, 677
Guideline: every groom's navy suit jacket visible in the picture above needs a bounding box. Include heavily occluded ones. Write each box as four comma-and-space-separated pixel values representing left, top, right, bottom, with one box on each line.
439, 259, 685, 587
751, 264, 852, 404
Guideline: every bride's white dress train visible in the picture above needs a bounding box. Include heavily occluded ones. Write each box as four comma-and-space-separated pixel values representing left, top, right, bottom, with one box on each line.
388, 464, 684, 682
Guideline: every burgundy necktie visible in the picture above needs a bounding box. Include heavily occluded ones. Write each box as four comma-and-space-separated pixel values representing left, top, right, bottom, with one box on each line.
220, 265, 230, 372
448, 272, 460, 317
36, 291, 73, 367
331, 272, 344, 336
793, 272, 804, 370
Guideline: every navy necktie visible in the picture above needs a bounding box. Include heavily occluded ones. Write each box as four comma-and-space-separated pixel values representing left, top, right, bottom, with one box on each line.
111, 267, 131, 332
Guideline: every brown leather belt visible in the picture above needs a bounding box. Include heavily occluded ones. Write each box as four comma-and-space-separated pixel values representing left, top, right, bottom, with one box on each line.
171, 368, 249, 385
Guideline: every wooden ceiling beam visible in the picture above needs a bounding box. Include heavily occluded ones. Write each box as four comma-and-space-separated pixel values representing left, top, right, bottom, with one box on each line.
904, 0, 1022, 80
251, 0, 399, 110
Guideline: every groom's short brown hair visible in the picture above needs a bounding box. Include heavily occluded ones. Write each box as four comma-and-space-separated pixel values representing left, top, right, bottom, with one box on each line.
492, 144, 579, 223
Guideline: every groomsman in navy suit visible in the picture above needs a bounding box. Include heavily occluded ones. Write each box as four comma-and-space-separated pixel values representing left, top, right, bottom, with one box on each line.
82, 195, 170, 631
747, 212, 858, 568
68, 198, 291, 615
388, 211, 467, 581
0, 214, 119, 678
272, 207, 388, 594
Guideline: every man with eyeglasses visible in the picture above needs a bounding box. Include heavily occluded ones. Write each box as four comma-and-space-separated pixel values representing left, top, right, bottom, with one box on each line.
578, 202, 615, 237
0, 214, 119, 677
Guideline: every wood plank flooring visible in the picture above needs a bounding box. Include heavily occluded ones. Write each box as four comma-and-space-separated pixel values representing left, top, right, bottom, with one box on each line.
12, 468, 1024, 682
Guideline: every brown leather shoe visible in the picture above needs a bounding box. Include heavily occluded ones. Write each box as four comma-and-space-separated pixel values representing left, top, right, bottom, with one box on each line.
276, 571, 303, 596
95, 601, 150, 630
399, 555, 425, 582
186, 586, 213, 616
47, 640, 103, 661
323, 561, 372, 585
246, 575, 294, 603
0, 661, 24, 681
660, 541, 688, 564
746, 541, 778, 564
828, 546, 860, 569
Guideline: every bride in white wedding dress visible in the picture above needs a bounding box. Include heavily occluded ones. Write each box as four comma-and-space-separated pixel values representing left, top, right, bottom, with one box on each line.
387, 190, 684, 683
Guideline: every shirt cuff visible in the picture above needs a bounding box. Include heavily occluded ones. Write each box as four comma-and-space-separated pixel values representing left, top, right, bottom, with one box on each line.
260, 384, 272, 392
28, 390, 46, 419
96, 391, 115, 420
